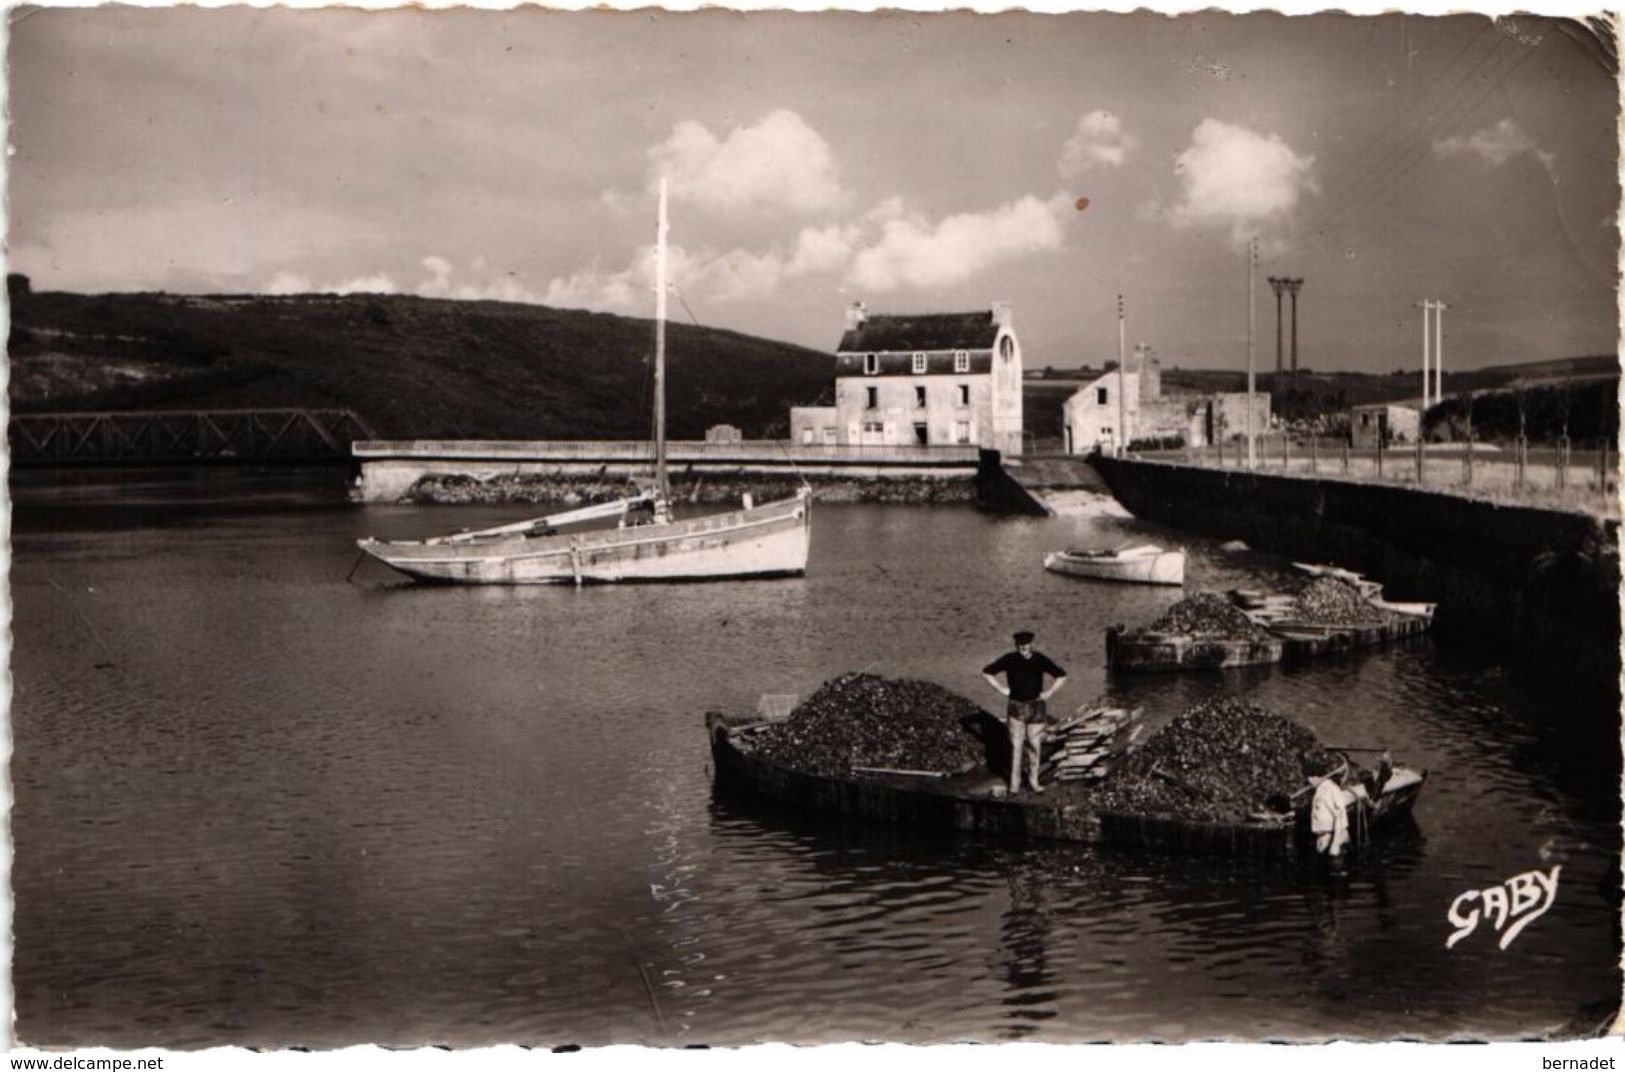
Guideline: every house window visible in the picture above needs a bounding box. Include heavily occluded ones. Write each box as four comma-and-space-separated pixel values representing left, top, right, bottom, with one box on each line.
866, 386, 879, 409
1097, 387, 1109, 405
958, 384, 970, 406
915, 386, 927, 408
864, 353, 879, 375
954, 351, 969, 373
912, 352, 927, 374
862, 421, 884, 434
999, 336, 1015, 362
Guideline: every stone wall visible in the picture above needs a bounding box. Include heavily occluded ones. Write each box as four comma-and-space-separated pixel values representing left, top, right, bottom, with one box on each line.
1091, 456, 1620, 704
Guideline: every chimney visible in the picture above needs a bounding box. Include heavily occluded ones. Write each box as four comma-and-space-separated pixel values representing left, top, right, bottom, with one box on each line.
845, 301, 868, 330
990, 301, 1013, 329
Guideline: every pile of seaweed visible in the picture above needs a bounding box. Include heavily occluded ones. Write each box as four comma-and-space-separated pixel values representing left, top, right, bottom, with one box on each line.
1095, 696, 1337, 822
1291, 575, 1389, 625
1146, 592, 1273, 640
747, 673, 992, 777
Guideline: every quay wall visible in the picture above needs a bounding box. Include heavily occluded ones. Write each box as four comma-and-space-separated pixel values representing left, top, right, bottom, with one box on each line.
352, 439, 984, 505
1090, 456, 1620, 701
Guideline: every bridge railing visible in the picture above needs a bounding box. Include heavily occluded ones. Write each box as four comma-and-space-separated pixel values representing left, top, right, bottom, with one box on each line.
1137, 434, 1618, 519
10, 409, 376, 466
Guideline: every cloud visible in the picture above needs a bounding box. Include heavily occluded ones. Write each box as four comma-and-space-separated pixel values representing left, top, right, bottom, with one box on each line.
544, 257, 647, 312
544, 241, 785, 312
786, 223, 863, 276
331, 273, 399, 295
1059, 110, 1136, 177
545, 190, 1074, 310
11, 201, 364, 294
417, 255, 454, 296
1434, 118, 1555, 171
259, 256, 540, 303
264, 271, 313, 295
1165, 119, 1317, 246
680, 247, 785, 303
650, 109, 845, 216
845, 194, 1069, 292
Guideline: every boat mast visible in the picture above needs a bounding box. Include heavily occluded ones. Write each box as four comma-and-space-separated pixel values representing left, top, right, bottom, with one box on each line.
654, 177, 671, 509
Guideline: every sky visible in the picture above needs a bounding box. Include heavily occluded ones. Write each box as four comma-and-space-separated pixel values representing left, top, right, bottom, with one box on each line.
6, 6, 1619, 373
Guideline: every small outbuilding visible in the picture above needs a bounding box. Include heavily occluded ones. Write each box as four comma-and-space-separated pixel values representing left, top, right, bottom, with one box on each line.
1349, 403, 1421, 448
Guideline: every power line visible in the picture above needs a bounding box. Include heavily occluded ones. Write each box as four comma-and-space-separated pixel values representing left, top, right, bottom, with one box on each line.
1301, 20, 1500, 233
1303, 28, 1527, 242
1309, 32, 1542, 243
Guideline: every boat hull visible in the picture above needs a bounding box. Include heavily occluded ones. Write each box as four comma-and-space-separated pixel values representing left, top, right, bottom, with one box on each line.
1045, 549, 1185, 586
359, 492, 810, 584
707, 712, 1104, 843
708, 712, 1425, 859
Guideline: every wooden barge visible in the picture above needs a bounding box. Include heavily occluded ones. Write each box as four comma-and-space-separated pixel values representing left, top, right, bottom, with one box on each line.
707, 711, 1103, 842
706, 711, 1426, 858
1107, 567, 1436, 673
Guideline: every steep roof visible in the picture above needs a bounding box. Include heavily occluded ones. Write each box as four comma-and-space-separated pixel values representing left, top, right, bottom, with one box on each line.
837, 312, 1001, 353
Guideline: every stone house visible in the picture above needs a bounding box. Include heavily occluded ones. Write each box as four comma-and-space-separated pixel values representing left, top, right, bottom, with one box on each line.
1062, 350, 1271, 454
789, 302, 1024, 455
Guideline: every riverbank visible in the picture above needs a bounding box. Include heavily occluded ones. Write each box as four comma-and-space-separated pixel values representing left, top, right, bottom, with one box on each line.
1091, 455, 1621, 705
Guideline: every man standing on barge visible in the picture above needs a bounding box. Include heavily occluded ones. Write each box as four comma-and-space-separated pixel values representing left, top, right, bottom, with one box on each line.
983, 630, 1068, 795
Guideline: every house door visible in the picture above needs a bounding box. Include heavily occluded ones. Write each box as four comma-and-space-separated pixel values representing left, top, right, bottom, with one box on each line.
914, 422, 929, 446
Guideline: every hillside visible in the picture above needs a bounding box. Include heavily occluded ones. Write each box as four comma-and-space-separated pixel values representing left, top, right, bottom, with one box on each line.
7, 289, 835, 440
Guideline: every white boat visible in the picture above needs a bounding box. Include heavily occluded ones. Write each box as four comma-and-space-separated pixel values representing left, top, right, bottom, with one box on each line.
356, 180, 812, 585
1043, 544, 1185, 586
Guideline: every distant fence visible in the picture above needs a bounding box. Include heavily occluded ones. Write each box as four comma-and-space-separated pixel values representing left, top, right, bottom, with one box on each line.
11, 409, 376, 466
1141, 434, 1618, 518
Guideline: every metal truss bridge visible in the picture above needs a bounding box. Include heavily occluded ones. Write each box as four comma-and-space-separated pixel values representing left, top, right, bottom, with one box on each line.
9, 409, 376, 466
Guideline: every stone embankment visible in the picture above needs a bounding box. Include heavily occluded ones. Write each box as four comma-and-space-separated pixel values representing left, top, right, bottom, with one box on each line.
1091, 455, 1620, 705
403, 471, 976, 507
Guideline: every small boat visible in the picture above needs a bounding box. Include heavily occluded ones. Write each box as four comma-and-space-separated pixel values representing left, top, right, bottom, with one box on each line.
1044, 544, 1185, 586
357, 179, 812, 585
1254, 752, 1429, 843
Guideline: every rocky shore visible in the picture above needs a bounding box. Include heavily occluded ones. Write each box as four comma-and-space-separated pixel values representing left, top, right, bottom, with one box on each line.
402, 471, 977, 506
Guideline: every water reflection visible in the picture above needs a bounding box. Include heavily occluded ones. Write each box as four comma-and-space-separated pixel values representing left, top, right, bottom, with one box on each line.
10, 476, 1620, 1046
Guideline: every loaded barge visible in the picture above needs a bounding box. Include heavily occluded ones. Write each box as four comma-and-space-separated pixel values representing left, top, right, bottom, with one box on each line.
707, 704, 1426, 859
1107, 564, 1435, 673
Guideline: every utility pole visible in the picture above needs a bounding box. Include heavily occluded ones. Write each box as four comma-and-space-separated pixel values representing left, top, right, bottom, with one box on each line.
1268, 276, 1288, 385
1434, 300, 1447, 405
1286, 278, 1304, 391
1246, 237, 1257, 469
1117, 294, 1127, 456
1417, 300, 1433, 412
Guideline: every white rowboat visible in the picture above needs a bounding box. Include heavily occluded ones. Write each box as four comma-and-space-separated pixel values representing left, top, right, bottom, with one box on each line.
1043, 544, 1185, 586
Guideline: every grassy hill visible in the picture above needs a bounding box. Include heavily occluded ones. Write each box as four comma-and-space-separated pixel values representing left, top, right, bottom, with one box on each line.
7, 289, 836, 440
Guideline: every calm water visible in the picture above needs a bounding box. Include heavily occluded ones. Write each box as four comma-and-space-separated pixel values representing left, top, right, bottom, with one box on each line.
9, 467, 1620, 1048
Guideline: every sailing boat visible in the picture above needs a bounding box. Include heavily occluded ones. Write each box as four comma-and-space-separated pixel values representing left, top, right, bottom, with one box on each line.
355, 180, 812, 584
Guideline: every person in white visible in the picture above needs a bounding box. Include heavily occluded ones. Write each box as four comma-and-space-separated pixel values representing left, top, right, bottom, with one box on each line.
1310, 764, 1351, 859
1308, 757, 1371, 862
